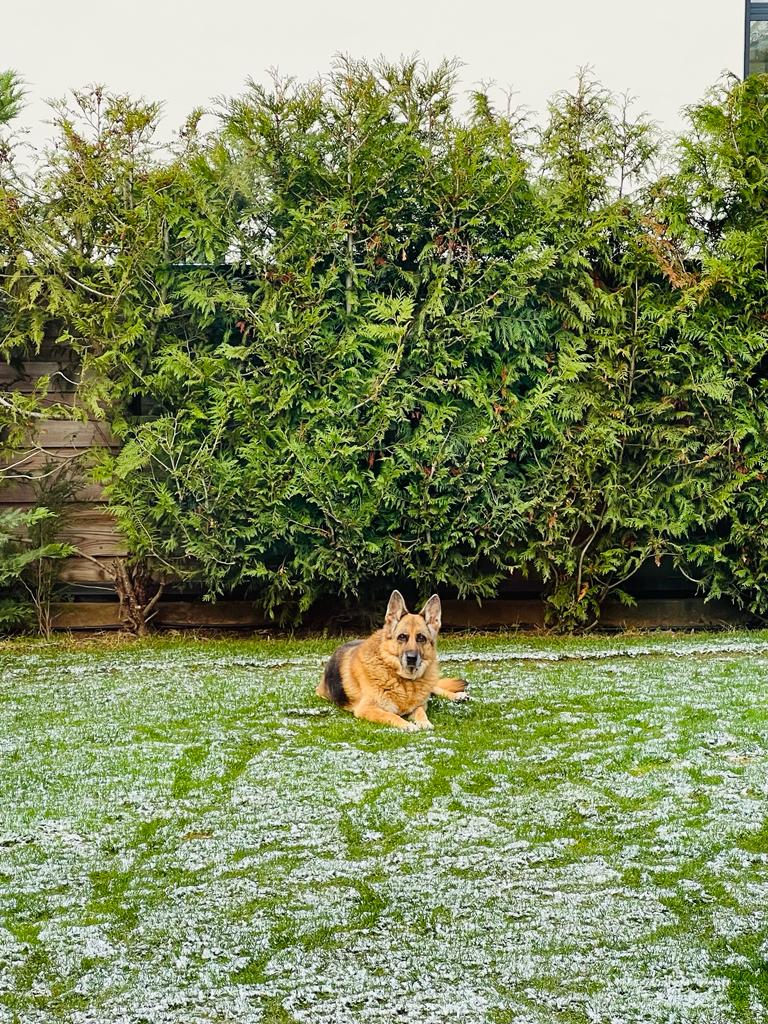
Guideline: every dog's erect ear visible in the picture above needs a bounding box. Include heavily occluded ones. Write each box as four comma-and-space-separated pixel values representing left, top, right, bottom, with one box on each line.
384, 590, 408, 636
419, 594, 442, 639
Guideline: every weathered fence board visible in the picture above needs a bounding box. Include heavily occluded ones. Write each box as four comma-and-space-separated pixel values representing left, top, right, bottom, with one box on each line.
50, 600, 271, 630
0, 479, 105, 503
45, 597, 758, 633
0, 361, 79, 391
56, 556, 117, 585
0, 448, 99, 478
58, 510, 127, 557
30, 420, 118, 449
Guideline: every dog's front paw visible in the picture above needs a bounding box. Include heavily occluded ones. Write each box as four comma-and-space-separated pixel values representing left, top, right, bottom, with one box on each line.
413, 719, 435, 731
453, 690, 471, 702
400, 721, 420, 732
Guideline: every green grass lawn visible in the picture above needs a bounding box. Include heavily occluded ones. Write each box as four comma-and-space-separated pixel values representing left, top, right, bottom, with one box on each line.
1, 632, 768, 1024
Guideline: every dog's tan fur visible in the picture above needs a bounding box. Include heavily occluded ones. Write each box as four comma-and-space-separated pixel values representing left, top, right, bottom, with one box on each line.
316, 591, 468, 731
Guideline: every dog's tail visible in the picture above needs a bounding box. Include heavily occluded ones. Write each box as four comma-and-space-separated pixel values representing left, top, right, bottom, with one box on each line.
318, 640, 361, 707
432, 676, 467, 695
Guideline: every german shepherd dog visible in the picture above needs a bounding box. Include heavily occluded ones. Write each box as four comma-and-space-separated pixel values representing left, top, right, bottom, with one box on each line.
316, 591, 468, 730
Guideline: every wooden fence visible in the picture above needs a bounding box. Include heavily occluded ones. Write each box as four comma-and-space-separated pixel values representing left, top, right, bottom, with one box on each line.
0, 357, 123, 596
1, 357, 759, 631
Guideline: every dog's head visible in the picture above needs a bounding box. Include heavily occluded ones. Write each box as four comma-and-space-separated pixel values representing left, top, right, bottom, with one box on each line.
380, 590, 441, 680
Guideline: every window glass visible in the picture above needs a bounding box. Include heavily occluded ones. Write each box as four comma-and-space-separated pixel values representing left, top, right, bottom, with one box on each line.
750, 18, 768, 75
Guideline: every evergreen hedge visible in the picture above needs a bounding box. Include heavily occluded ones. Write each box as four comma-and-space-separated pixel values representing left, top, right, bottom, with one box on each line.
2, 61, 768, 625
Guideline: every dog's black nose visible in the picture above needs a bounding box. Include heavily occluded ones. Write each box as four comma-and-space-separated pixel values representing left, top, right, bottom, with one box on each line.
405, 651, 419, 667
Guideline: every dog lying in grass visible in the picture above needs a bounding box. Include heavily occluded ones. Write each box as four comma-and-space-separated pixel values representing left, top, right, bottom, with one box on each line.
316, 591, 469, 730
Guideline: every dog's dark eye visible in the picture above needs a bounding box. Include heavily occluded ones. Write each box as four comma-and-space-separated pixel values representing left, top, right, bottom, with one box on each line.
397, 633, 408, 643
416, 633, 427, 644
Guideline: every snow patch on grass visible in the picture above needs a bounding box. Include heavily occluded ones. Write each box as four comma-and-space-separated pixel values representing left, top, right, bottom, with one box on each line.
1, 634, 768, 1022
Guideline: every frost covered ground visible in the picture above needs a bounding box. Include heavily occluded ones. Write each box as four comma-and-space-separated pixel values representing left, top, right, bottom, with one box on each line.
1, 631, 768, 1024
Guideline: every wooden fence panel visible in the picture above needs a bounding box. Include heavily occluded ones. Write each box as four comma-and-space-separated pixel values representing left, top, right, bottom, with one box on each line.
58, 510, 127, 557
0, 479, 105, 503
45, 597, 757, 632
0, 361, 79, 392
1, 358, 122, 595
31, 419, 117, 448
0, 359, 755, 631
0, 448, 101, 479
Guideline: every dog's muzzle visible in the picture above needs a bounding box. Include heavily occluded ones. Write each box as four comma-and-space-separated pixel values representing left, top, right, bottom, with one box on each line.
403, 650, 421, 672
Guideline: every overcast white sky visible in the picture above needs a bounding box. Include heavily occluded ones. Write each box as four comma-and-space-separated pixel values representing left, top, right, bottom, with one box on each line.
4, 1, 744, 147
